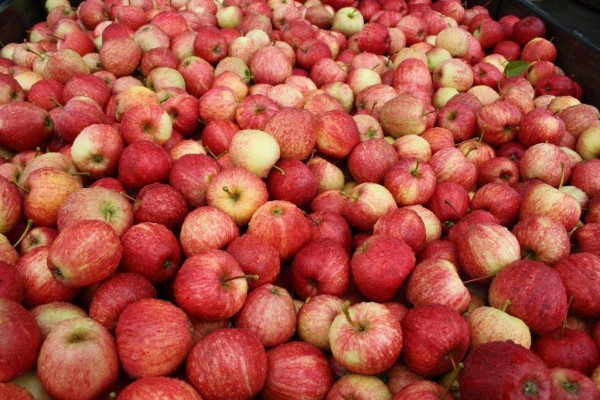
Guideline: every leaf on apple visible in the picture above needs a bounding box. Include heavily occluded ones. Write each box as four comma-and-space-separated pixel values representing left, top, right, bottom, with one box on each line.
504, 61, 531, 78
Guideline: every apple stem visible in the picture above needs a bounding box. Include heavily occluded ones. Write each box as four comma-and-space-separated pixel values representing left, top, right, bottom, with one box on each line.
221, 274, 259, 283
51, 98, 64, 109
25, 47, 44, 59
341, 300, 363, 332
442, 358, 464, 398
119, 191, 137, 203
410, 159, 420, 176
560, 295, 574, 337
558, 162, 566, 189
443, 199, 461, 218
501, 299, 512, 313
34, 147, 42, 157
12, 219, 33, 248
107, 392, 116, 400
272, 165, 285, 176
338, 190, 358, 201
12, 181, 29, 193
462, 274, 496, 285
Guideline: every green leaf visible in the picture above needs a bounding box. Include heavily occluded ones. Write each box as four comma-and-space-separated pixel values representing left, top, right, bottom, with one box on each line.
504, 60, 531, 78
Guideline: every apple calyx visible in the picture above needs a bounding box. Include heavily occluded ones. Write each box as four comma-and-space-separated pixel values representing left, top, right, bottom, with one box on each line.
562, 380, 578, 394
12, 219, 33, 248
522, 380, 539, 396
221, 274, 259, 285
341, 300, 364, 332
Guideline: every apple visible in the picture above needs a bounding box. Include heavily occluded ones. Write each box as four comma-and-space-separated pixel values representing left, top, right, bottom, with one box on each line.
15, 246, 78, 307
291, 238, 351, 299
476, 99, 522, 146
117, 376, 202, 400
558, 103, 599, 138
459, 340, 551, 399
437, 101, 477, 142
169, 154, 220, 209
549, 367, 600, 400
0, 382, 36, 399
0, 261, 24, 303
186, 328, 267, 400
307, 210, 353, 253
223, 234, 280, 290
30, 301, 87, 339
247, 200, 312, 262
0, 299, 42, 382
342, 183, 397, 232
570, 159, 600, 197
116, 299, 193, 378
383, 158, 437, 206
70, 123, 124, 179
56, 186, 133, 237
429, 146, 477, 191
329, 301, 403, 375
314, 109, 361, 159
457, 222, 521, 279
426, 181, 471, 230
228, 129, 281, 178
0, 176, 21, 235
332, 7, 364, 38
26, 78, 62, 111
234, 284, 296, 348
307, 156, 346, 193
394, 380, 453, 400
392, 135, 432, 162
554, 253, 600, 319
179, 206, 239, 257
328, 374, 392, 399
99, 36, 142, 77
519, 182, 581, 232
401, 304, 470, 376
267, 159, 319, 207
351, 234, 415, 302
118, 141, 171, 192
37, 317, 118, 400
249, 45, 292, 86
533, 328, 600, 376
512, 16, 546, 46
511, 216, 571, 265
347, 138, 398, 184
373, 208, 426, 254
297, 294, 343, 352
407, 258, 470, 314
120, 103, 172, 146
0, 101, 54, 152
476, 156, 520, 186
467, 304, 531, 349
572, 223, 600, 257
133, 183, 188, 229
432, 58, 474, 93
435, 27, 470, 57
379, 94, 429, 138
47, 219, 122, 288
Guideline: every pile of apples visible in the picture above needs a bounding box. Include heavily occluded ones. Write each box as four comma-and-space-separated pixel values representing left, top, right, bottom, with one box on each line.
2, 0, 600, 397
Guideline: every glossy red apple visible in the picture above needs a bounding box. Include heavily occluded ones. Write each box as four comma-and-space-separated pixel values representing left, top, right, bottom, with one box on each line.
554, 253, 600, 318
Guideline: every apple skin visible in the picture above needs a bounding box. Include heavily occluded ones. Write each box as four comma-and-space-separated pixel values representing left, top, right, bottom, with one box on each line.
549, 367, 600, 400
234, 284, 296, 348
70, 123, 124, 179
554, 253, 600, 319
116, 299, 193, 378
57, 186, 134, 237
0, 299, 42, 382
383, 158, 437, 207
226, 234, 280, 290
117, 376, 202, 400
401, 304, 470, 377
407, 258, 471, 314
169, 154, 221, 209
314, 109, 361, 159
470, 182, 521, 227
329, 301, 403, 376
173, 250, 248, 321
348, 138, 398, 184
263, 341, 334, 400
476, 156, 520, 187
476, 99, 522, 147
511, 216, 571, 265
426, 182, 471, 230
429, 146, 477, 191
570, 159, 600, 197
118, 141, 171, 193
48, 219, 122, 288
459, 340, 551, 400
247, 200, 312, 262
519, 182, 581, 232
374, 208, 426, 254
89, 272, 157, 331
394, 380, 454, 400
133, 183, 188, 230
267, 159, 319, 207
291, 238, 351, 299
533, 328, 600, 376
30, 301, 87, 339
467, 306, 532, 350
0, 176, 21, 235
297, 294, 343, 352
0, 261, 24, 303
489, 260, 568, 335
186, 328, 268, 400
16, 246, 79, 307
572, 223, 600, 257
342, 182, 397, 232
519, 143, 571, 188
0, 101, 53, 152
0, 382, 35, 399
328, 374, 392, 399
380, 94, 429, 138
179, 206, 239, 257
37, 317, 119, 400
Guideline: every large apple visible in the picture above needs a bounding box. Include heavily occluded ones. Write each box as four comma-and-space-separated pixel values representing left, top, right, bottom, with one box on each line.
0, 299, 42, 382
459, 340, 551, 399
116, 299, 193, 378
186, 328, 268, 400
37, 317, 118, 400
329, 301, 403, 375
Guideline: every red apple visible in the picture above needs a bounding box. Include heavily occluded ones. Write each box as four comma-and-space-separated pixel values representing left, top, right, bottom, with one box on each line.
519, 182, 581, 231
373, 208, 426, 254
70, 123, 124, 179
179, 206, 239, 257
314, 109, 361, 159
533, 328, 600, 376
117, 377, 202, 400
267, 159, 319, 207
291, 238, 351, 299
379, 94, 429, 138
467, 305, 532, 349
426, 181, 471, 230
511, 216, 571, 265
47, 220, 122, 288
470, 182, 521, 227
226, 234, 281, 290
549, 367, 600, 400
328, 374, 393, 399
0, 261, 24, 303
512, 16, 546, 46
116, 299, 193, 378
26, 78, 62, 111
0, 299, 42, 382
348, 138, 398, 184
118, 141, 171, 192
186, 328, 268, 400
477, 156, 520, 186
572, 223, 600, 257
383, 158, 437, 206
306, 210, 353, 253
342, 182, 397, 232
250, 45, 292, 85
329, 301, 403, 375
476, 99, 522, 146
459, 340, 551, 400
37, 317, 118, 400
554, 253, 600, 319
169, 154, 220, 208
401, 304, 470, 376
99, 36, 142, 77
0, 101, 54, 152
